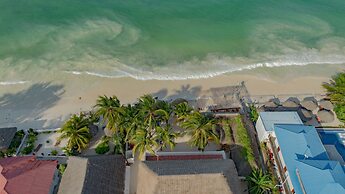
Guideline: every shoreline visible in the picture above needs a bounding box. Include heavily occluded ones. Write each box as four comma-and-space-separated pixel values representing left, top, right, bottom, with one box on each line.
0, 74, 330, 130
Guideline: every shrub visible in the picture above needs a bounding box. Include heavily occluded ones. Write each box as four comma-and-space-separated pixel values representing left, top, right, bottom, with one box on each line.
21, 144, 34, 155
95, 141, 110, 154
249, 104, 259, 123
334, 104, 345, 123
58, 164, 67, 175
51, 150, 58, 156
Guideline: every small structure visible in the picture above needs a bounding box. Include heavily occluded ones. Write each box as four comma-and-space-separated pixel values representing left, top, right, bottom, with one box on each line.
58, 155, 125, 194
282, 98, 300, 108
131, 159, 242, 194
272, 124, 345, 194
264, 98, 280, 108
317, 110, 335, 123
255, 112, 303, 142
0, 156, 59, 194
300, 97, 318, 111
0, 127, 17, 151
319, 100, 334, 110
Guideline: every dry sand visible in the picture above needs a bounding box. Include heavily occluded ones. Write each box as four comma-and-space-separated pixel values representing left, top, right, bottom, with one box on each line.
0, 74, 330, 130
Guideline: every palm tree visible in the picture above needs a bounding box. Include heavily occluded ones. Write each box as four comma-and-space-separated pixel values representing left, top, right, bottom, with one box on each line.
322, 72, 345, 105
131, 95, 178, 159
156, 124, 178, 151
130, 127, 159, 160
181, 112, 219, 151
246, 169, 274, 194
322, 72, 345, 123
94, 95, 122, 131
174, 102, 193, 122
58, 113, 91, 153
137, 95, 168, 129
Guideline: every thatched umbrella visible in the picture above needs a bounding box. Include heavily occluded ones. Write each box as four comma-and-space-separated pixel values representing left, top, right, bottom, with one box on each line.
301, 97, 318, 111
287, 97, 300, 104
264, 98, 280, 108
317, 110, 335, 123
319, 100, 334, 110
282, 100, 299, 108
298, 108, 313, 121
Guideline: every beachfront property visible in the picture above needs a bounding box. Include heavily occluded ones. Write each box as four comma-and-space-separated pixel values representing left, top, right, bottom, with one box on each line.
272, 124, 345, 194
0, 156, 59, 194
255, 112, 303, 142
255, 112, 345, 194
0, 127, 17, 152
130, 152, 243, 194
58, 155, 125, 194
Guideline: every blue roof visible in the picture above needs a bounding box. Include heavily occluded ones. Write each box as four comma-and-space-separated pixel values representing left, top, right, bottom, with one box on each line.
259, 112, 303, 132
274, 124, 345, 194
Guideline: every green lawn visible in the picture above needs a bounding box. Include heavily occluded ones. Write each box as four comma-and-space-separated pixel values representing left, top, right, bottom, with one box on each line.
233, 115, 255, 167
220, 119, 232, 145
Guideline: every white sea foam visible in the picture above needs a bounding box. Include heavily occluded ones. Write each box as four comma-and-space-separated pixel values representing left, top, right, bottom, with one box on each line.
0, 81, 29, 86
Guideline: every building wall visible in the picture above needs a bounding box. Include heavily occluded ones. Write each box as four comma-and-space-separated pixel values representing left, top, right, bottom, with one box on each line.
255, 116, 269, 142
49, 169, 59, 194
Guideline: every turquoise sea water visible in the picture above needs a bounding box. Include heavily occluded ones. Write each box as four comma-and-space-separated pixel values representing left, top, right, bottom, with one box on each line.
0, 0, 345, 82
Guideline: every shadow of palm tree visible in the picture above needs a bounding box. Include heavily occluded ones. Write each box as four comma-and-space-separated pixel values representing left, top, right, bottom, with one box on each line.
0, 83, 64, 129
168, 84, 202, 100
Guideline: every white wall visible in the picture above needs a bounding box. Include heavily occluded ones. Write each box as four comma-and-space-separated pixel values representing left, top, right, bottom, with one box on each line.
255, 116, 269, 142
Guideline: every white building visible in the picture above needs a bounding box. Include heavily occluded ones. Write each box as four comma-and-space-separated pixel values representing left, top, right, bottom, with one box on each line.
255, 112, 303, 142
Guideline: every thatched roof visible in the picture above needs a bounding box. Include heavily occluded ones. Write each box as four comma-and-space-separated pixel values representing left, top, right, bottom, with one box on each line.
317, 110, 335, 123
282, 100, 299, 108
319, 100, 334, 110
264, 98, 280, 108
0, 127, 17, 150
301, 97, 318, 111
134, 159, 242, 194
298, 108, 313, 121
58, 155, 125, 194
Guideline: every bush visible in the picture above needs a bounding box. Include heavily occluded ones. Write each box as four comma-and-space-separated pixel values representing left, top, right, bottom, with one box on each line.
58, 164, 67, 175
249, 104, 259, 123
334, 104, 345, 123
51, 150, 58, 156
21, 144, 34, 155
95, 141, 110, 154
233, 116, 255, 167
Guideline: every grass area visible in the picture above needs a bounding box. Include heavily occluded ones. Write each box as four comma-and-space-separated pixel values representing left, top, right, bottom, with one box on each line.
95, 136, 110, 154
21, 129, 38, 155
219, 119, 232, 144
233, 115, 256, 167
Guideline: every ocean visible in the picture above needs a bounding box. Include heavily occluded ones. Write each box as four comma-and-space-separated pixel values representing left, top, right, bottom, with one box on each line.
0, 0, 345, 83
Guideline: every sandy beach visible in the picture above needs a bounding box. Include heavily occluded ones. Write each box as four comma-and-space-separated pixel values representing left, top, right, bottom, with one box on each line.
0, 73, 331, 130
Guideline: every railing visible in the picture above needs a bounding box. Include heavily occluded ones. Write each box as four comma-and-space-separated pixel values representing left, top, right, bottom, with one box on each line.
269, 136, 292, 194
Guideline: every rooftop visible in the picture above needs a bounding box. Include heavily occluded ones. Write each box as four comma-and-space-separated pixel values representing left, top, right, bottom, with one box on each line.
0, 127, 17, 150
274, 124, 345, 194
259, 112, 303, 132
135, 159, 242, 194
58, 155, 125, 194
0, 156, 57, 194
